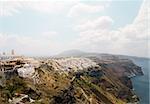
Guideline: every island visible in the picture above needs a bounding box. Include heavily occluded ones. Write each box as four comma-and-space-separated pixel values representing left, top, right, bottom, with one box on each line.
0, 53, 143, 104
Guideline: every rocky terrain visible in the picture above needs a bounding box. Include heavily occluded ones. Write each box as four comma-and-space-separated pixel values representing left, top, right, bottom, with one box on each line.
0, 53, 143, 104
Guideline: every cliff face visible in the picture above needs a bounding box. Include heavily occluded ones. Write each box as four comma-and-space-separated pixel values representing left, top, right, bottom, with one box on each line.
0, 56, 143, 104
89, 56, 143, 88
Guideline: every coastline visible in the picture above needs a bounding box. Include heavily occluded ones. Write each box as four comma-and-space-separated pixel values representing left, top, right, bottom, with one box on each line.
130, 58, 149, 104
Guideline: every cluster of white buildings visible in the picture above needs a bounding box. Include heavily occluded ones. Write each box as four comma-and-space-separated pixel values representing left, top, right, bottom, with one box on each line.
1, 56, 98, 79
0, 56, 40, 78
49, 57, 98, 71
17, 57, 40, 78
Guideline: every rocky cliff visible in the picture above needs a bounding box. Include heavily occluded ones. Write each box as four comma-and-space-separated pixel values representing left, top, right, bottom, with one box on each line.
0, 56, 143, 104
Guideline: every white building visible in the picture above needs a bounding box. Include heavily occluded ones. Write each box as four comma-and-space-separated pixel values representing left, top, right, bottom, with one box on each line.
17, 64, 35, 78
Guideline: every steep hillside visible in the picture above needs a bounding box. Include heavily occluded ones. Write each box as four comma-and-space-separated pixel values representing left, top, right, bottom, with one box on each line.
0, 57, 143, 104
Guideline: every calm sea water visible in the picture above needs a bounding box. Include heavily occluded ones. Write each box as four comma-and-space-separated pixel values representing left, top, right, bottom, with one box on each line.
131, 58, 149, 104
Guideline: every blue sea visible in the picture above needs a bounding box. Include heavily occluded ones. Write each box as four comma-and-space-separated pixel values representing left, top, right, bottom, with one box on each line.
131, 58, 149, 104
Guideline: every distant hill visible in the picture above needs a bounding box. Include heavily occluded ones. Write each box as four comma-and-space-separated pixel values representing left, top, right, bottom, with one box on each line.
56, 50, 89, 57
56, 50, 149, 61
56, 49, 112, 58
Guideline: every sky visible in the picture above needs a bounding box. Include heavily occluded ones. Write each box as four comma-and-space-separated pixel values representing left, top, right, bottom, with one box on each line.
0, 0, 149, 57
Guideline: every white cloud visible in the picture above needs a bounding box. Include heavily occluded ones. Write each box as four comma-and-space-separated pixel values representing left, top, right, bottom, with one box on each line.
75, 16, 113, 31
0, 0, 149, 57
68, 3, 105, 17
25, 1, 74, 14
72, 16, 114, 45
72, 0, 149, 57
0, 32, 60, 56
119, 0, 149, 41
0, 0, 78, 16
0, 1, 22, 16
41, 31, 58, 39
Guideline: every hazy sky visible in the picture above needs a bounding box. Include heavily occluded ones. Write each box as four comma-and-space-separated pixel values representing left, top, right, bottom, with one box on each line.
0, 0, 149, 57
